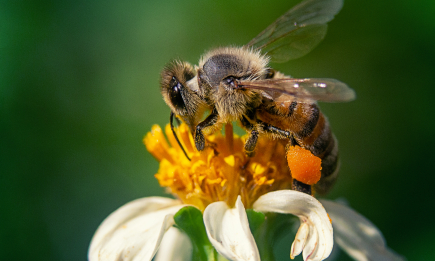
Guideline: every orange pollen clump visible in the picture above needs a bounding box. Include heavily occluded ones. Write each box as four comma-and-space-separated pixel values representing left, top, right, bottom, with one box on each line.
143, 123, 292, 211
286, 146, 322, 185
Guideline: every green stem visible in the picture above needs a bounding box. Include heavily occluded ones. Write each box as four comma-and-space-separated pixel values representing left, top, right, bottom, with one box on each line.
247, 210, 297, 261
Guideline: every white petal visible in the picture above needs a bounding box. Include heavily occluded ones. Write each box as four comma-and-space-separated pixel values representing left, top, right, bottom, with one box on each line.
291, 222, 309, 258
253, 190, 333, 261
320, 200, 405, 261
89, 197, 185, 261
154, 226, 192, 261
203, 196, 260, 261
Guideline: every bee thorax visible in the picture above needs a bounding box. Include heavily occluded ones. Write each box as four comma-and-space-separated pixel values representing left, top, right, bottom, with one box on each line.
215, 90, 261, 122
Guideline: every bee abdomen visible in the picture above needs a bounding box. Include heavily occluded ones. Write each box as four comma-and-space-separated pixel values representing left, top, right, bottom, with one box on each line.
308, 119, 339, 195
297, 104, 320, 138
314, 134, 339, 195
257, 101, 339, 194
293, 103, 338, 194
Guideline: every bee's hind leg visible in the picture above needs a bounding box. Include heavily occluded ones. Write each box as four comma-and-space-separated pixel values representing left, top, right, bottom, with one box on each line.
292, 179, 312, 195
261, 123, 313, 195
262, 123, 292, 140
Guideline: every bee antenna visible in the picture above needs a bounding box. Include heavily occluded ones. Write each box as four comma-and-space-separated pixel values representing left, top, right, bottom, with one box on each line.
170, 112, 191, 161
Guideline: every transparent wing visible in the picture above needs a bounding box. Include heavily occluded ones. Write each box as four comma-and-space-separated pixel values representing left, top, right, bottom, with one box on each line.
246, 0, 343, 63
239, 78, 355, 102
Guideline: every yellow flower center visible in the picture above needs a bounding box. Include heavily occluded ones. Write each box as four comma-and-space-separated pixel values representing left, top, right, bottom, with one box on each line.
144, 123, 292, 211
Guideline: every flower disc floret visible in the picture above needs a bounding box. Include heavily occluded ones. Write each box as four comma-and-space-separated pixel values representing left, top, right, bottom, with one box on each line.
144, 123, 292, 210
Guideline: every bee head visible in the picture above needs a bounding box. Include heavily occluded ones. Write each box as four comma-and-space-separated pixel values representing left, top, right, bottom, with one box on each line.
161, 61, 194, 115
160, 60, 206, 131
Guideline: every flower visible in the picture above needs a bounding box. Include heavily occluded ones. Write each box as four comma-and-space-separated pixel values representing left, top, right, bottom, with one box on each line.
88, 123, 404, 261
321, 200, 405, 261
145, 123, 292, 211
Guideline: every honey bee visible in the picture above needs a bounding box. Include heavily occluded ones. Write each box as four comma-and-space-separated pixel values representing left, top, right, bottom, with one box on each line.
160, 0, 355, 194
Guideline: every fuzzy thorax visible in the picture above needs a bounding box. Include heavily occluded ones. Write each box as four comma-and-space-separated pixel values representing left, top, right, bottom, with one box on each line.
198, 47, 269, 121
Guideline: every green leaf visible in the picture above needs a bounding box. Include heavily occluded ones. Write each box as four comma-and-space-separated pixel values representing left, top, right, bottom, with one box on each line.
246, 209, 266, 234
174, 206, 219, 261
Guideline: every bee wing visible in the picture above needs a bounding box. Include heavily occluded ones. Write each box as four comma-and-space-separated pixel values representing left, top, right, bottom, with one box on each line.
239, 78, 355, 102
246, 0, 343, 63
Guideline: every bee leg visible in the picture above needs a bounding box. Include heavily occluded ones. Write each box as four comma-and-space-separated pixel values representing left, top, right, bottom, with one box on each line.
195, 109, 219, 151
261, 123, 312, 195
262, 123, 292, 139
290, 143, 312, 195
261, 123, 302, 145
240, 115, 259, 157
292, 179, 312, 195
245, 130, 259, 157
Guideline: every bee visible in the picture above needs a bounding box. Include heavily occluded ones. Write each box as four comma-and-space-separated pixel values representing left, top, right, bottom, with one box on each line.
160, 0, 355, 194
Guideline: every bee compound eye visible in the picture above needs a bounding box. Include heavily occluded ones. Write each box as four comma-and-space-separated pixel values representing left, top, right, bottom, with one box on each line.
169, 76, 185, 110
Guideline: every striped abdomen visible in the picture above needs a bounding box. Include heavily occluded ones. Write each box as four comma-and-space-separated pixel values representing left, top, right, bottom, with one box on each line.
257, 99, 339, 194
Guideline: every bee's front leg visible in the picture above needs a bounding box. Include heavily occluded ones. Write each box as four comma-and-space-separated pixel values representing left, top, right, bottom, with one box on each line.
195, 108, 219, 151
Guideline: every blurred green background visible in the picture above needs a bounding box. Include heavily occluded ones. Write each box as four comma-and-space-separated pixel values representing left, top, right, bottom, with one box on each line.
2, 0, 434, 260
